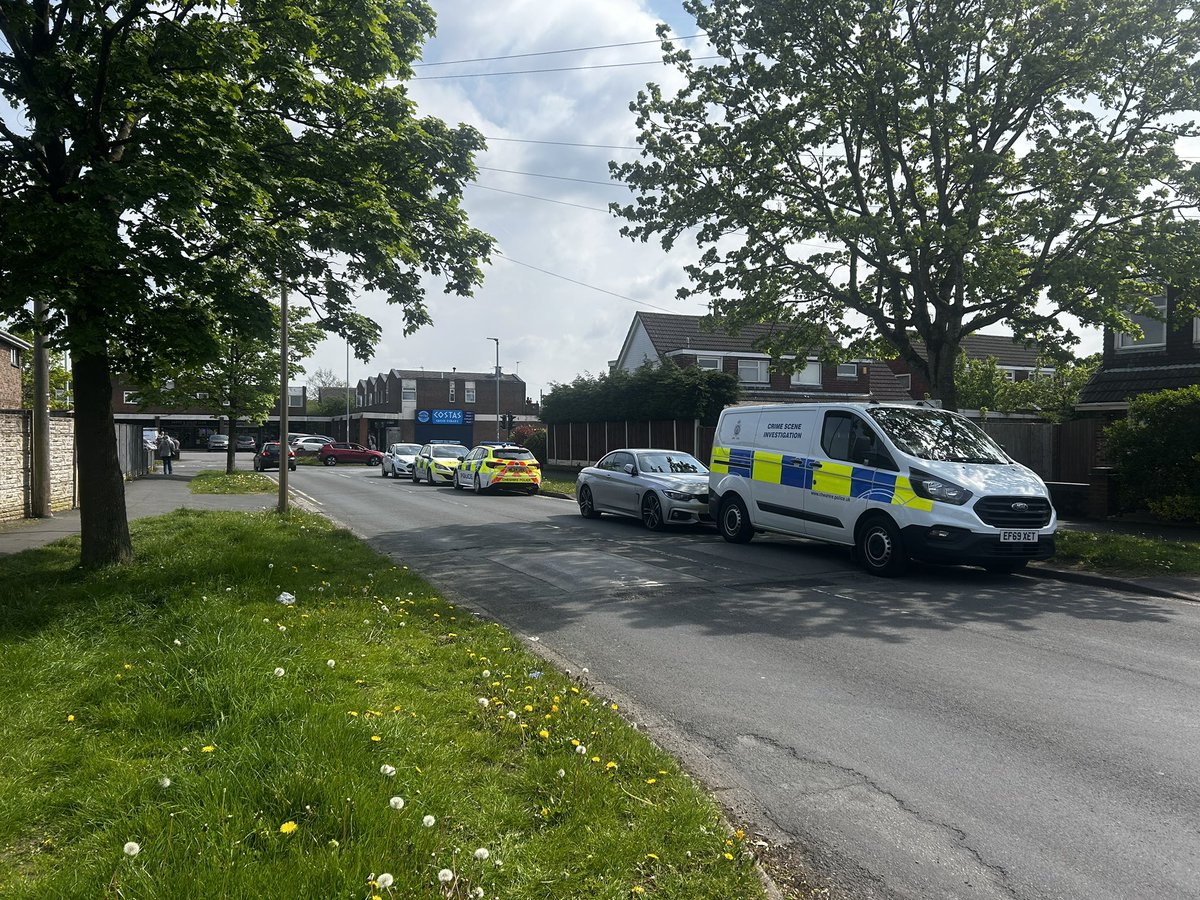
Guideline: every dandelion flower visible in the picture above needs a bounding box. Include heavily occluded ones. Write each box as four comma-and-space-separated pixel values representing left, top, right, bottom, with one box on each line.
268, 563, 274, 569
123, 841, 140, 857
482, 669, 491, 678
277, 591, 295, 606
173, 639, 182, 646
327, 659, 336, 668
606, 761, 617, 771
159, 776, 171, 788
477, 697, 489, 708
506, 710, 517, 720
274, 667, 286, 677
279, 821, 298, 834
67, 714, 75, 722
201, 745, 215, 753
474, 847, 490, 861
473, 889, 485, 898
371, 735, 382, 743
438, 868, 454, 883
575, 745, 587, 755
389, 796, 404, 810
423, 815, 436, 827
558, 769, 566, 778
278, 625, 287, 632
377, 873, 393, 889
538, 729, 550, 739
380, 764, 396, 777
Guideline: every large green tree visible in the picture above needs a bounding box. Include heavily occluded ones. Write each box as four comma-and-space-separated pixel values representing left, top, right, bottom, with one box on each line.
0, 1, 493, 566
615, 0, 1200, 410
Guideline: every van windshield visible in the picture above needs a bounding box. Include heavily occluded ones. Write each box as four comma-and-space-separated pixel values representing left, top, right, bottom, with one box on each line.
867, 407, 1010, 464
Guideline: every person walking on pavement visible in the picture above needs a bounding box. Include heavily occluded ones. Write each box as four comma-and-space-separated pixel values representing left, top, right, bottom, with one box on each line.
156, 431, 176, 475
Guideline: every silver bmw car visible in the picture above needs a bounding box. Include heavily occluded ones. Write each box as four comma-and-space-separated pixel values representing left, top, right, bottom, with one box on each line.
576, 449, 712, 530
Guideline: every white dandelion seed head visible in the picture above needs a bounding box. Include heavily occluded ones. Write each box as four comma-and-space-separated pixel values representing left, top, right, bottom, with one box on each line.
473, 888, 485, 898
376, 873, 393, 889
438, 868, 454, 883
274, 667, 285, 677
326, 659, 336, 668
172, 639, 181, 646
506, 710, 517, 720
380, 605, 389, 613
481, 670, 490, 678
477, 697, 489, 707
423, 815, 436, 827
380, 764, 396, 777
263, 618, 270, 623
557, 769, 566, 779
389, 796, 404, 810
277, 592, 295, 606
474, 847, 490, 861
268, 563, 274, 569
576, 744, 587, 755
123, 841, 140, 857
159, 776, 171, 788
278, 625, 286, 632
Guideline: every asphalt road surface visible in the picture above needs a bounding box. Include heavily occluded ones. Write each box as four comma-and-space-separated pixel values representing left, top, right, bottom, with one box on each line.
283, 463, 1200, 900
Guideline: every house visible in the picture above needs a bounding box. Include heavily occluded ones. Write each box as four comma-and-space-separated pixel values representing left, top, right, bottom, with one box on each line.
612, 311, 912, 403
1076, 290, 1200, 413
883, 333, 1052, 401
0, 330, 32, 409
353, 368, 530, 448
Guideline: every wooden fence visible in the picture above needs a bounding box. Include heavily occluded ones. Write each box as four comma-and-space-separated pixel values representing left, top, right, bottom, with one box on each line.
547, 420, 715, 468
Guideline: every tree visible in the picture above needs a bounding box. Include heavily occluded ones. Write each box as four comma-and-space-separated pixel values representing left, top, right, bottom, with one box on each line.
136, 309, 323, 473
307, 367, 350, 419
999, 354, 1100, 423
540, 360, 740, 425
0, 1, 494, 566
14, 331, 73, 410
614, 0, 1200, 411
1106, 385, 1200, 521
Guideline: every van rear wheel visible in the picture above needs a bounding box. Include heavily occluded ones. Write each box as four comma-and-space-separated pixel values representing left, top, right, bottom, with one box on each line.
718, 495, 754, 544
856, 514, 907, 577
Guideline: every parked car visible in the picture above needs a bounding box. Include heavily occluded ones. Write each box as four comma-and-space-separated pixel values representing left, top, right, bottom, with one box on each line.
292, 436, 334, 454
318, 442, 383, 466
412, 442, 468, 484
253, 441, 296, 472
709, 402, 1056, 575
206, 433, 229, 452
236, 434, 256, 451
577, 449, 711, 530
381, 442, 422, 478
455, 443, 541, 494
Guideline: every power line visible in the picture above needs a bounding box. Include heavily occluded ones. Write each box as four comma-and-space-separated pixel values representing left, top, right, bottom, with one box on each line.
468, 182, 613, 212
416, 34, 708, 67
479, 165, 628, 187
494, 254, 679, 313
414, 56, 719, 80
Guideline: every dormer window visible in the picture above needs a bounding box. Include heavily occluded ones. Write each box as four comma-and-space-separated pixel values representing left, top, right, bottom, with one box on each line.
1116, 296, 1167, 351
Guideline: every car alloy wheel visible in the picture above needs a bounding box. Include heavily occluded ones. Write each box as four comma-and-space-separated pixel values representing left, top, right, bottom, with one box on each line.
426, 468, 434, 485
381, 464, 389, 478
641, 493, 664, 531
578, 485, 600, 518
323, 456, 337, 466
473, 474, 483, 494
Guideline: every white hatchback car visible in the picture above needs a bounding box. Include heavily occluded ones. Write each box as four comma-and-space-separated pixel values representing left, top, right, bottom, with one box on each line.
381, 442, 422, 478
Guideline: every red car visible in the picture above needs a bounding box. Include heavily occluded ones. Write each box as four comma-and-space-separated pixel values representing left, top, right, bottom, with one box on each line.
318, 442, 384, 467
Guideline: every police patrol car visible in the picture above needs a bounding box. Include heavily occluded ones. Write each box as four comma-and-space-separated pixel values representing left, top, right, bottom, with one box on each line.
709, 402, 1057, 576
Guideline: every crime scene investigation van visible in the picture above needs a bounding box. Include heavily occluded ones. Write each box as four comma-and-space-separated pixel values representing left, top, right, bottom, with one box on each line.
709, 402, 1057, 576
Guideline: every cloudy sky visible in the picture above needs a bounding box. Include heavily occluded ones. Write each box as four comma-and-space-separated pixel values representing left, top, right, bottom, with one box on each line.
303, 0, 712, 400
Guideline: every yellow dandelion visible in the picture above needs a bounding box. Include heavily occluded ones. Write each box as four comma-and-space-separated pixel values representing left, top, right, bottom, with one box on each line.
632, 887, 646, 895
591, 756, 600, 763
570, 686, 580, 694
67, 714, 75, 723
571, 739, 581, 746
646, 853, 659, 860
348, 711, 359, 717
735, 828, 745, 839
371, 735, 382, 743
646, 778, 657, 784
279, 821, 298, 834
581, 699, 590, 707
724, 852, 734, 860
201, 745, 215, 753
524, 705, 534, 712
611, 703, 619, 710
538, 729, 550, 739
605, 761, 617, 770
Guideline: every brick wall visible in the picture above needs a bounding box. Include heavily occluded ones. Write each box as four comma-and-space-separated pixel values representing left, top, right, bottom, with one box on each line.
0, 411, 79, 522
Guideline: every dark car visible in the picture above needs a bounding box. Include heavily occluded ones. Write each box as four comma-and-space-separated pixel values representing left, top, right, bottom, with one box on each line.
253, 441, 296, 472
318, 442, 384, 466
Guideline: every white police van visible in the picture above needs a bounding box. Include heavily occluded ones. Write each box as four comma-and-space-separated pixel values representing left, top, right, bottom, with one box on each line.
709, 402, 1057, 576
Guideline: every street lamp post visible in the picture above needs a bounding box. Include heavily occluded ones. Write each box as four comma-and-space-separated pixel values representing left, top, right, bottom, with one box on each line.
487, 336, 500, 440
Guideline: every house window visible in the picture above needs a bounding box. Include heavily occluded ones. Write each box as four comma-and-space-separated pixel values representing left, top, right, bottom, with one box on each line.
402, 379, 416, 402
895, 373, 911, 391
697, 356, 721, 371
738, 359, 769, 383
196, 392, 209, 400
9, 347, 18, 367
356, 392, 364, 408
449, 381, 456, 403
836, 363, 858, 379
1116, 296, 1168, 350
790, 359, 822, 386
465, 381, 476, 403
288, 388, 303, 408
122, 391, 139, 405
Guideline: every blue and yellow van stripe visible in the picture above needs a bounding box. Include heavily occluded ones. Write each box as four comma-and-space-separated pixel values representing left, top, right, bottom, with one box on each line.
712, 445, 934, 510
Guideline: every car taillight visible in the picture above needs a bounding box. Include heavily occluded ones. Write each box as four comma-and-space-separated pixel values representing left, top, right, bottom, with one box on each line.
485, 460, 504, 468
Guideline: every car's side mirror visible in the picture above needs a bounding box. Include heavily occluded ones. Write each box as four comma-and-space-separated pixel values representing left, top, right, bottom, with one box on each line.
623, 464, 635, 475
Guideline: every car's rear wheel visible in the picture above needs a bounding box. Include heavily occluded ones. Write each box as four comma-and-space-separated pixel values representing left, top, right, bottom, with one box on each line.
368, 457, 380, 467
323, 456, 337, 466
526, 485, 539, 496
578, 485, 600, 518
718, 494, 754, 543
641, 493, 665, 531
855, 514, 908, 577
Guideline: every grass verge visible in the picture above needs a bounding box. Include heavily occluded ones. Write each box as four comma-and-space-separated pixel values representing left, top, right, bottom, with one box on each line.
0, 510, 765, 899
540, 467, 579, 497
189, 471, 277, 494
1053, 529, 1200, 576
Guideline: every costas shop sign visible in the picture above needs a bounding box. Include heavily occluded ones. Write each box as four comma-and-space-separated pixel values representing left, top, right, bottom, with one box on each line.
418, 409, 467, 426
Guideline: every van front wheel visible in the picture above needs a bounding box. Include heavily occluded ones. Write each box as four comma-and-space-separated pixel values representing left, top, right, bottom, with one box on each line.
718, 495, 754, 544
856, 515, 907, 577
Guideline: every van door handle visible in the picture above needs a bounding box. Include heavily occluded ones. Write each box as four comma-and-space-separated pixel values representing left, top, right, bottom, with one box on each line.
808, 461, 822, 469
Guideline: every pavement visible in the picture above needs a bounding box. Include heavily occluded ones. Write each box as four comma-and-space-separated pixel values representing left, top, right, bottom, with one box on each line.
1, 467, 1197, 603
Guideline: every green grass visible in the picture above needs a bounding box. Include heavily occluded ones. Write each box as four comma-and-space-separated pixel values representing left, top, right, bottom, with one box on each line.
189, 471, 277, 494
540, 468, 579, 497
1052, 530, 1200, 576
0, 510, 765, 899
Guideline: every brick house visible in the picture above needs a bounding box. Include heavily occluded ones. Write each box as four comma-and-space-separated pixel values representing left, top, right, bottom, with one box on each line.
0, 330, 31, 409
353, 368, 530, 448
1076, 290, 1200, 413
612, 312, 912, 403
883, 333, 1051, 401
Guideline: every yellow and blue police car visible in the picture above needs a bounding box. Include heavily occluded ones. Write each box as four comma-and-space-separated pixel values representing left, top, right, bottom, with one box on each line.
454, 443, 542, 494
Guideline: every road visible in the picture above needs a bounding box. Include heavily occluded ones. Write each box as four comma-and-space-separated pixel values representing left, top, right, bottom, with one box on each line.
280, 462, 1200, 900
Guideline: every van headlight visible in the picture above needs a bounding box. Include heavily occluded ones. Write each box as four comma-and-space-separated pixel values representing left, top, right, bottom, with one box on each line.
910, 469, 973, 506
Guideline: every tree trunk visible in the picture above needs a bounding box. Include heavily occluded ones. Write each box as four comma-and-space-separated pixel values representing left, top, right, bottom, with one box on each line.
72, 348, 133, 567
926, 340, 960, 411
226, 430, 236, 475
